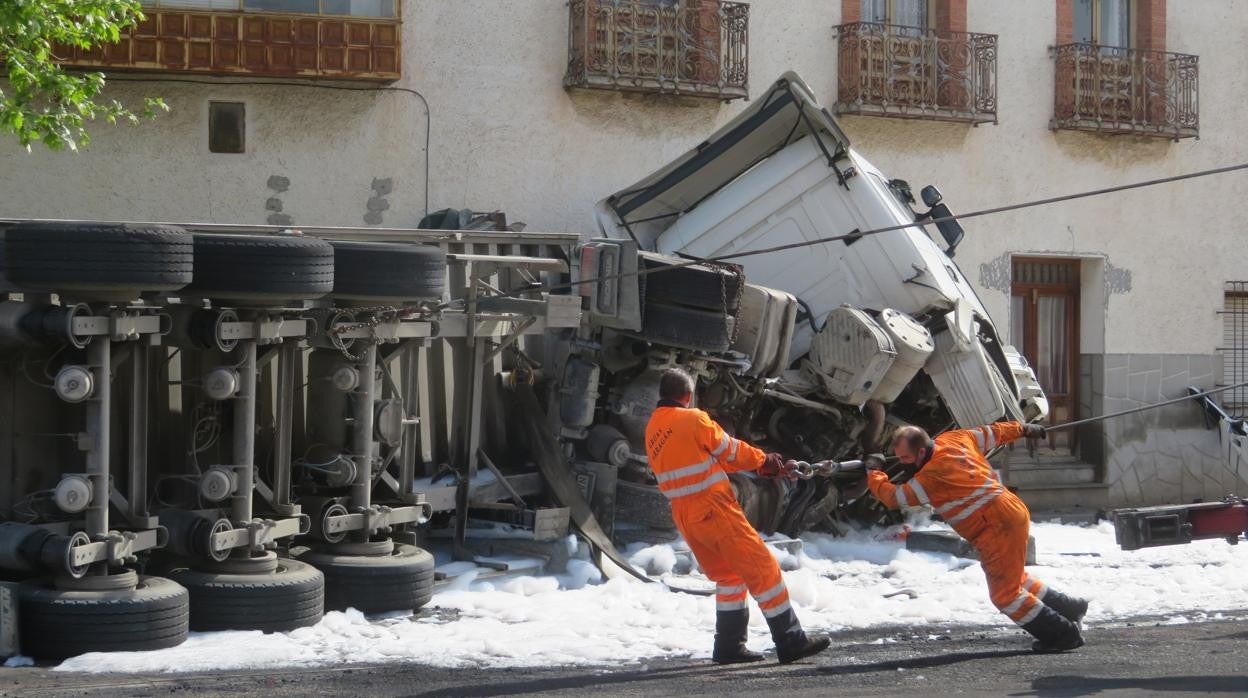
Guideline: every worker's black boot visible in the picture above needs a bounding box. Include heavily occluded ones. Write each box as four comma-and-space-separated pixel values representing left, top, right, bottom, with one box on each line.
712, 609, 764, 664
1040, 588, 1089, 627
1022, 606, 1085, 653
766, 608, 831, 664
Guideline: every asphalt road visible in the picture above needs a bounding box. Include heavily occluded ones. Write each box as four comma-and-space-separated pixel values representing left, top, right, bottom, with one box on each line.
4, 616, 1248, 697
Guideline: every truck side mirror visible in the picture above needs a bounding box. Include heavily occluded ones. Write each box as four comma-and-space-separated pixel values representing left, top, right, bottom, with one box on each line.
921, 185, 943, 208
929, 203, 964, 257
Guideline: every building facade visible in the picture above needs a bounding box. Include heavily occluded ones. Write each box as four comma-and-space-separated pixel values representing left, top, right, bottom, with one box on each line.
1, 0, 1245, 509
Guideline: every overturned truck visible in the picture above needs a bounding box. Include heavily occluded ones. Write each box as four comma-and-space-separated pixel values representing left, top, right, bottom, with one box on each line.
566, 72, 1047, 539
0, 73, 1044, 659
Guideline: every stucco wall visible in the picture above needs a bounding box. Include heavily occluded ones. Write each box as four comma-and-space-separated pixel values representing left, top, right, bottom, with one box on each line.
0, 82, 426, 228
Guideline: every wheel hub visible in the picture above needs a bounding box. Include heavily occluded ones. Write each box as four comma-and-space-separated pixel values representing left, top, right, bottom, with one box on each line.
54, 568, 139, 592
325, 539, 395, 557
198, 550, 280, 575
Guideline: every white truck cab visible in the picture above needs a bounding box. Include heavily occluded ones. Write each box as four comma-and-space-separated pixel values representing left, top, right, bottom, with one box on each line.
594, 72, 1045, 428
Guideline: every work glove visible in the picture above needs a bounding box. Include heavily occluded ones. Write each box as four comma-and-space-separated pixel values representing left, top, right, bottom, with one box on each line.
865, 468, 890, 489
759, 452, 785, 478
1023, 423, 1045, 458
863, 453, 888, 472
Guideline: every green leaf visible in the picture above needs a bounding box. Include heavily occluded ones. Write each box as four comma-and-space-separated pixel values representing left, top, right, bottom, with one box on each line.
0, 0, 163, 151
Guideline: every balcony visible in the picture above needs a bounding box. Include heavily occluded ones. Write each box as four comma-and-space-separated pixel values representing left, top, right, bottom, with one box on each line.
54, 4, 401, 82
1052, 43, 1198, 140
834, 22, 998, 124
565, 0, 749, 101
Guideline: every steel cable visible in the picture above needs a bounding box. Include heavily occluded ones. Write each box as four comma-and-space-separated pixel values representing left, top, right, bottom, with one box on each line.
1045, 380, 1248, 432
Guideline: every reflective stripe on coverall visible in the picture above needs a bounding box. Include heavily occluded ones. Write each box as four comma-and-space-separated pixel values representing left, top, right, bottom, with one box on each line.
645, 406, 793, 618
867, 421, 1049, 626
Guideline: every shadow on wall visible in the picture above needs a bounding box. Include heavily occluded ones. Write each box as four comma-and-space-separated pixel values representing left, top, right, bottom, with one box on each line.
1097, 353, 1247, 506
1051, 129, 1173, 166
1104, 424, 1238, 506
565, 88, 729, 137
838, 114, 976, 156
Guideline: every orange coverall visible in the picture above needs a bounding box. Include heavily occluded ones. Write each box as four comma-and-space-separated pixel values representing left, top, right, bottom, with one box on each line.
645, 405, 794, 620
867, 422, 1050, 628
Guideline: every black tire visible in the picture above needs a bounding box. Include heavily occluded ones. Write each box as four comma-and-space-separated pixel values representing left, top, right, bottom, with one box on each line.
297, 543, 435, 614
184, 233, 334, 303
615, 480, 676, 530
641, 254, 742, 313
18, 575, 189, 660
1, 222, 193, 298
329, 240, 446, 302
640, 301, 735, 353
168, 558, 324, 632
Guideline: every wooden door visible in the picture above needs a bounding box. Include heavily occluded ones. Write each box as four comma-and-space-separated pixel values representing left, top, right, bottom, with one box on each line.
1011, 258, 1080, 455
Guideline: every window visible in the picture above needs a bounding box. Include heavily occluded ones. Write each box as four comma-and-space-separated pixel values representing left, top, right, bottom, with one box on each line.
861, 0, 931, 30
1073, 0, 1132, 47
208, 102, 245, 154
242, 0, 319, 12
319, 0, 394, 15
142, 1, 238, 8
140, 0, 396, 17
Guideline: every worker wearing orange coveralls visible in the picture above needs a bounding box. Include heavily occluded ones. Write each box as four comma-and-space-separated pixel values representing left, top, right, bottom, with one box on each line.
645, 368, 831, 665
864, 422, 1089, 653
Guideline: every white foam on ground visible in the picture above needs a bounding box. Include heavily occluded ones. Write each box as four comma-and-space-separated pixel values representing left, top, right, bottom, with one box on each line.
51, 521, 1248, 673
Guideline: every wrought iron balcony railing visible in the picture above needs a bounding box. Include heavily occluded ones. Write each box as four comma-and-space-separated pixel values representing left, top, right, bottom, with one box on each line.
1052, 43, 1198, 140
834, 22, 997, 124
565, 0, 749, 100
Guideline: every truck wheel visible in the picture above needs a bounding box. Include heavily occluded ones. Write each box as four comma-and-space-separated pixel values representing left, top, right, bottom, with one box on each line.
1, 222, 193, 299
168, 558, 325, 632
640, 301, 734, 353
329, 240, 446, 303
17, 575, 189, 660
297, 543, 435, 614
184, 233, 334, 303
615, 480, 676, 530
641, 255, 742, 313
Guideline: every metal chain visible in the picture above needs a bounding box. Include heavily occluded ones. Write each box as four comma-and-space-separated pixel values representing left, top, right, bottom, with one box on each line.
720, 271, 729, 340
329, 328, 372, 362
703, 260, 744, 345
326, 305, 411, 361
